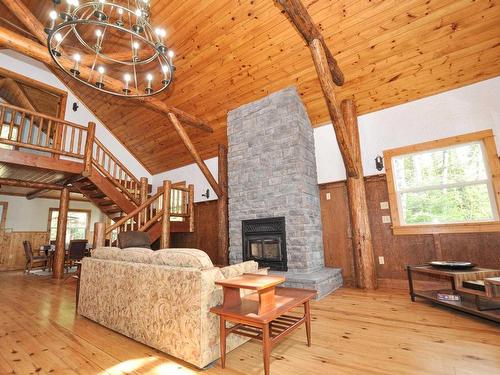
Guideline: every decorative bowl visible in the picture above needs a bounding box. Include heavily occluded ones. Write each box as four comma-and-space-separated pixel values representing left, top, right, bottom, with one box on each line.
429, 261, 476, 270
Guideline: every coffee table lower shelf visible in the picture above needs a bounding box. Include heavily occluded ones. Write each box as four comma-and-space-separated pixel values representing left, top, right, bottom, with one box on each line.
414, 289, 500, 323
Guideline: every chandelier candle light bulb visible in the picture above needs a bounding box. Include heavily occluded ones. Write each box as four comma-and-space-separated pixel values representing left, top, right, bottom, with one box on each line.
132, 41, 140, 61
123, 74, 131, 94
161, 65, 170, 84
96, 66, 105, 88
116, 7, 124, 26
70, 54, 81, 76
145, 73, 153, 94
95, 29, 103, 50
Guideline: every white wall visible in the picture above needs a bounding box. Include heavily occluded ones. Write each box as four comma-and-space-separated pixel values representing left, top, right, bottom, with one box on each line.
315, 77, 500, 183
152, 157, 218, 202
0, 194, 105, 232
0, 50, 152, 181
151, 77, 500, 192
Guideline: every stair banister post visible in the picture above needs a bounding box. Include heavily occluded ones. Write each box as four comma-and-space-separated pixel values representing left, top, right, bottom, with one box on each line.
93, 222, 106, 248
160, 180, 172, 249
188, 184, 195, 233
82, 122, 96, 177
140, 177, 148, 225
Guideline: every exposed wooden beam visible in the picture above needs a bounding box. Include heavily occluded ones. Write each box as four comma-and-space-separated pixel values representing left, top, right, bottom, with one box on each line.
0, 0, 213, 133
217, 144, 229, 266
26, 174, 85, 200
274, 0, 344, 86
0, 178, 67, 191
341, 99, 377, 290
0, 77, 36, 111
309, 38, 358, 177
167, 112, 222, 198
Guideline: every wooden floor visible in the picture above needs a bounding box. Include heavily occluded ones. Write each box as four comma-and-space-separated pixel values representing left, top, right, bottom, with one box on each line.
0, 272, 499, 375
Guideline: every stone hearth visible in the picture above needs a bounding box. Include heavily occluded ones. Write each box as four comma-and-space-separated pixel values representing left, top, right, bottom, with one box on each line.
227, 87, 342, 299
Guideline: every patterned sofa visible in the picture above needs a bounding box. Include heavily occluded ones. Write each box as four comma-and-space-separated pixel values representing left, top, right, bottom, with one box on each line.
78, 247, 265, 369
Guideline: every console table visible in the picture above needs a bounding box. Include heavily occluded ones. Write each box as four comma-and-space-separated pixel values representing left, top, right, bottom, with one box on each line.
210, 274, 317, 375
407, 265, 500, 323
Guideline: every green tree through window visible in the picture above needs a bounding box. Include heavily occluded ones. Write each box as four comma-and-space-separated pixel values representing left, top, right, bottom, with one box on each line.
392, 141, 496, 225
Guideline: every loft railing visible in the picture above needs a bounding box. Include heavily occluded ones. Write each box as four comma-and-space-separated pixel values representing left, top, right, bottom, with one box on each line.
0, 103, 142, 204
96, 181, 195, 248
0, 102, 86, 158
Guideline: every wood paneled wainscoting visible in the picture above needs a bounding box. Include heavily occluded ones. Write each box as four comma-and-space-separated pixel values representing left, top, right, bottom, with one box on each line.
171, 200, 219, 264
0, 231, 48, 271
320, 175, 500, 288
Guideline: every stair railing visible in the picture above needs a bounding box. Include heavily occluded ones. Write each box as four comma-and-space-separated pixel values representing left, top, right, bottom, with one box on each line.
94, 181, 194, 248
91, 138, 141, 204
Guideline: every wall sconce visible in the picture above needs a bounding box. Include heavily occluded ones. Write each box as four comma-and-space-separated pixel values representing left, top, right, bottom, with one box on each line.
202, 189, 210, 199
375, 155, 384, 171
72, 102, 79, 112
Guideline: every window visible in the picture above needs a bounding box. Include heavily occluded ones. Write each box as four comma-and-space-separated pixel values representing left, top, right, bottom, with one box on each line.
48, 209, 90, 243
384, 130, 500, 235
0, 202, 7, 229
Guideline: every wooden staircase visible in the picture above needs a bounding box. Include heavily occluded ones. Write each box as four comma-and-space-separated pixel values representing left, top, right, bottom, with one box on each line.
0, 102, 195, 245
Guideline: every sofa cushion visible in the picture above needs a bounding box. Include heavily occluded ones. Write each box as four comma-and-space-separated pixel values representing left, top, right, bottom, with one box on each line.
118, 231, 151, 249
152, 248, 213, 269
92, 247, 154, 264
220, 260, 259, 279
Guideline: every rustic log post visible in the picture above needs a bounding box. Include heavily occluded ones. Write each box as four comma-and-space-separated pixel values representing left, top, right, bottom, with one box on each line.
167, 112, 223, 198
53, 187, 69, 279
217, 144, 229, 266
341, 99, 377, 290
139, 177, 148, 225
188, 184, 195, 233
161, 180, 172, 249
82, 122, 95, 177
273, 0, 344, 86
93, 222, 106, 248
309, 39, 358, 178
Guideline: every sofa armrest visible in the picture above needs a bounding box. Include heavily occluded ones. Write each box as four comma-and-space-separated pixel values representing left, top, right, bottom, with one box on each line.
220, 260, 263, 279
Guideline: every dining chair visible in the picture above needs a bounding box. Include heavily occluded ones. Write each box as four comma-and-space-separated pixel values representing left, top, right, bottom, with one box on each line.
23, 240, 48, 273
65, 239, 88, 272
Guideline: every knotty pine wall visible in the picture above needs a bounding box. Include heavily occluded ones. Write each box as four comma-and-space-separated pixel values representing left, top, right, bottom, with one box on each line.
0, 231, 48, 271
320, 175, 500, 288
171, 201, 219, 264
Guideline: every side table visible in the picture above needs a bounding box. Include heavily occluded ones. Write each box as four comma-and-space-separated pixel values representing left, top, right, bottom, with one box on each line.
210, 273, 317, 375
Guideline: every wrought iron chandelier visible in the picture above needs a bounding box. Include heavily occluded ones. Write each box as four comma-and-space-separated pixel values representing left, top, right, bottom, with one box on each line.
46, 0, 175, 97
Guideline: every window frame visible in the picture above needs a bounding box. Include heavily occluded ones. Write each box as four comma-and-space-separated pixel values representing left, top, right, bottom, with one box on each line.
384, 129, 500, 235
47, 208, 91, 242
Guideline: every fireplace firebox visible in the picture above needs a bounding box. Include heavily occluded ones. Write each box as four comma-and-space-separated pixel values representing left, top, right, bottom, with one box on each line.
242, 217, 287, 271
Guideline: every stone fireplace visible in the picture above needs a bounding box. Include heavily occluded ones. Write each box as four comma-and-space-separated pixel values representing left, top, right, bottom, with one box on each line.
227, 87, 342, 299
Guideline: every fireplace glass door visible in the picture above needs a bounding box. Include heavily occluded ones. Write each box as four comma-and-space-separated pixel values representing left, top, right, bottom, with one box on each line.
249, 238, 281, 261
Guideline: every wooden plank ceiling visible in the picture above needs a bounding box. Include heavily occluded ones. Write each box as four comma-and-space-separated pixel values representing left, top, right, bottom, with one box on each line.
0, 162, 86, 200
2, 0, 499, 174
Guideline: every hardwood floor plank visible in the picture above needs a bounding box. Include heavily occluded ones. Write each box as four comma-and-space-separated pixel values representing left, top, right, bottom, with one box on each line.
0, 271, 498, 375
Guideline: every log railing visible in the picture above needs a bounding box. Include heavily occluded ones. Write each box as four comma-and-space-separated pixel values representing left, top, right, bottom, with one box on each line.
0, 102, 87, 158
97, 181, 194, 247
92, 138, 141, 204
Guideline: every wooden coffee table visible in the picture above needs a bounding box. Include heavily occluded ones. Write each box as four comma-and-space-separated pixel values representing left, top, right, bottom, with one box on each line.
211, 273, 317, 375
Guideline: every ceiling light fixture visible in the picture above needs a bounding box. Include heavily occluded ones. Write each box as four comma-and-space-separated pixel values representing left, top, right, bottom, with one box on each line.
46, 0, 175, 97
